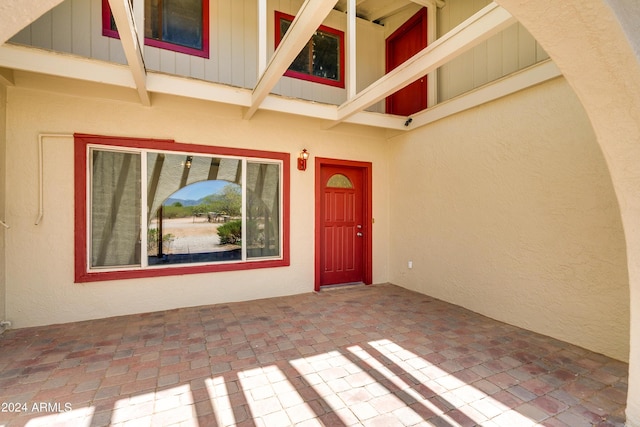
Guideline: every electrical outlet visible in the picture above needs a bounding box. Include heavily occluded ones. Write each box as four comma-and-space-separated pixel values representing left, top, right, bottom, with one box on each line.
408, 261, 413, 269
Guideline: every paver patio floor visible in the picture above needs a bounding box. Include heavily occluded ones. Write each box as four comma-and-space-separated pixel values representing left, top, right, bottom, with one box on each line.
0, 283, 628, 426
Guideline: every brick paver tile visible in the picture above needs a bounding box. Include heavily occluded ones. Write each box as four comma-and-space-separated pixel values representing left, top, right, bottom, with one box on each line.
0, 284, 629, 427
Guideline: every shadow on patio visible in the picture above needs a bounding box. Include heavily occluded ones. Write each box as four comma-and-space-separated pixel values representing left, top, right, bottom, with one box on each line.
0, 284, 628, 426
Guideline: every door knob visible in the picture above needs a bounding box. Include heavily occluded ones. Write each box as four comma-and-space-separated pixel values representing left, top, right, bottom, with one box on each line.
357, 232, 363, 237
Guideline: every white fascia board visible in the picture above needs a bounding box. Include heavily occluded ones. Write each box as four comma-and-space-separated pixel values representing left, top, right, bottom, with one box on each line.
146, 72, 252, 106
335, 2, 516, 123
244, 0, 338, 119
0, 44, 135, 88
343, 111, 407, 130
0, 42, 559, 134
108, 0, 150, 106
408, 60, 562, 130
260, 95, 407, 130
259, 96, 336, 121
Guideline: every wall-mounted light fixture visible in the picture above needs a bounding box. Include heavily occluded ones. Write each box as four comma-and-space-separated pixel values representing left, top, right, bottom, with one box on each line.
297, 149, 310, 171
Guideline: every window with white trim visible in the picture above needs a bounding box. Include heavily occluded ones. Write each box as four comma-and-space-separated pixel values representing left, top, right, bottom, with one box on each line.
75, 135, 289, 282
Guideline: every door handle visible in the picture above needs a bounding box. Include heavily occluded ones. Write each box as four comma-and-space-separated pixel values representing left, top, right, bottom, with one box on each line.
357, 232, 363, 237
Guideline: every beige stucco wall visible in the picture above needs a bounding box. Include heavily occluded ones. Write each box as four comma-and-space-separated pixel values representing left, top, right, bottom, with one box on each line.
3, 74, 390, 328
0, 83, 6, 323
388, 77, 629, 362
0, 0, 64, 46
494, 1, 639, 424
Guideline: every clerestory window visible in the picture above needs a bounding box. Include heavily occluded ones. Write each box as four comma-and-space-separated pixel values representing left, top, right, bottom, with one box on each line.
74, 134, 289, 283
103, 0, 209, 58
275, 11, 345, 88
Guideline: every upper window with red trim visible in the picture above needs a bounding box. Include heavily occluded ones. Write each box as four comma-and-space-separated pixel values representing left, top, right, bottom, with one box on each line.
103, 0, 209, 58
74, 135, 289, 283
275, 11, 345, 88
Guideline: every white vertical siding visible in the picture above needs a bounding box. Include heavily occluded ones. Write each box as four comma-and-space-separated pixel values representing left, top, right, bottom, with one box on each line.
217, 0, 234, 85
52, 1, 72, 53
244, 0, 258, 88
159, 49, 176, 75
230, 0, 246, 88
9, 0, 438, 110
437, 0, 549, 102
11, 27, 31, 47
89, 0, 113, 62
71, 0, 91, 57
356, 20, 385, 113
190, 56, 206, 81
7, 0, 551, 109
31, 11, 53, 50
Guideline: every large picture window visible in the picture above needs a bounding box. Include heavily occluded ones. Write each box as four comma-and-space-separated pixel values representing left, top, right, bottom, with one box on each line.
103, 0, 209, 58
275, 11, 345, 88
75, 135, 289, 283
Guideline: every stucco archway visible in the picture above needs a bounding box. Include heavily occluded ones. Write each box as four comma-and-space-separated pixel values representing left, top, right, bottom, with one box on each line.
494, 1, 640, 425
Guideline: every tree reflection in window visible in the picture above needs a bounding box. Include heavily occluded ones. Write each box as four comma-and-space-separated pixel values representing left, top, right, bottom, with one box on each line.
145, 154, 282, 265
148, 180, 242, 265
146, 153, 243, 265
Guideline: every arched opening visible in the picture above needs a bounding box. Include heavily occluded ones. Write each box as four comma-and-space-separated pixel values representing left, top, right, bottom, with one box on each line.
494, 0, 640, 424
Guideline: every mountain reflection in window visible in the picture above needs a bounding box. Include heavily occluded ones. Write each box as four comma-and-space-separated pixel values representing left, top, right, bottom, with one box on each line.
145, 155, 281, 265
145, 152, 242, 265
148, 179, 242, 265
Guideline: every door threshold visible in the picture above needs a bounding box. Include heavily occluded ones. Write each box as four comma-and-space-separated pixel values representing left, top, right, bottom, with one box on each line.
317, 282, 365, 291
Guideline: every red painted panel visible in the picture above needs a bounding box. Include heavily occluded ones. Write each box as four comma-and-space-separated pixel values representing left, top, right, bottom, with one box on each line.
319, 166, 364, 286
386, 8, 428, 116
314, 158, 373, 291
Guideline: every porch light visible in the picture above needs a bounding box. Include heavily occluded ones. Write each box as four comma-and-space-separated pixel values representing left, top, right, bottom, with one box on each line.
298, 149, 310, 171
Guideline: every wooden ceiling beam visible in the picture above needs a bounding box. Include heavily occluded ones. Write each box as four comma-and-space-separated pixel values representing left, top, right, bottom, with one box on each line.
0, 44, 135, 87
333, 2, 516, 123
108, 0, 150, 106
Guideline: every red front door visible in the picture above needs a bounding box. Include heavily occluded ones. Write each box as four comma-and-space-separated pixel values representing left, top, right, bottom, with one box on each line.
386, 8, 428, 116
319, 165, 364, 287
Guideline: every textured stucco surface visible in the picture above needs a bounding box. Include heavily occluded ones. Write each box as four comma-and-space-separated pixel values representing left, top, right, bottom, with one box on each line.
0, 84, 6, 323
495, 1, 640, 424
389, 77, 629, 363
0, 0, 65, 46
3, 76, 390, 329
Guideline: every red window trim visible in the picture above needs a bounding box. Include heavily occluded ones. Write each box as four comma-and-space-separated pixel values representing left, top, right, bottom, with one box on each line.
274, 11, 345, 89
102, 0, 210, 59
74, 134, 290, 283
